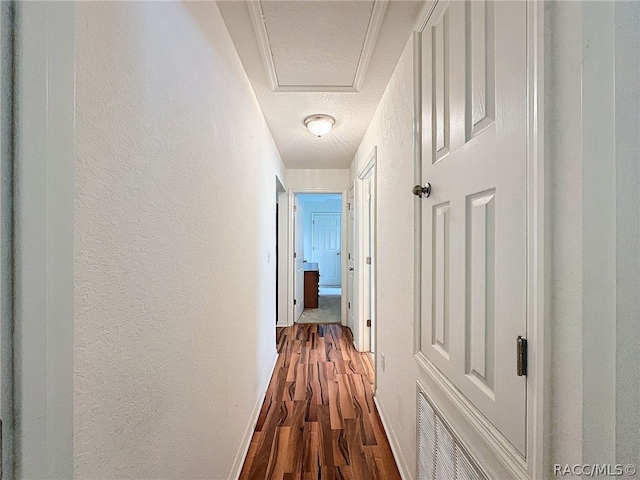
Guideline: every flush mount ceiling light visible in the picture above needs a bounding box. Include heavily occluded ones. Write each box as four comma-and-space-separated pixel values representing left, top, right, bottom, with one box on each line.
304, 114, 335, 137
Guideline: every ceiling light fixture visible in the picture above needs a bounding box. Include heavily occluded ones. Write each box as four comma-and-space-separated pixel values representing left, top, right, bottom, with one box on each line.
304, 114, 335, 137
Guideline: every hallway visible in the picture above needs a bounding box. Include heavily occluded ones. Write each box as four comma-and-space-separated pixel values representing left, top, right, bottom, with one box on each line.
239, 324, 400, 479
12, 1, 640, 478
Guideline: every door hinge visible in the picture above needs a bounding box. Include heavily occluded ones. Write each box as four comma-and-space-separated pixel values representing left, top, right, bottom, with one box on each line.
293, 205, 297, 212
517, 336, 527, 376
294, 299, 297, 305
348, 301, 350, 309
347, 202, 351, 210
367, 319, 371, 327
366, 256, 371, 265
294, 252, 297, 258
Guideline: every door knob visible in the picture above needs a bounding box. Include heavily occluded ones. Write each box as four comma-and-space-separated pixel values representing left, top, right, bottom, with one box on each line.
412, 183, 431, 198
348, 267, 354, 271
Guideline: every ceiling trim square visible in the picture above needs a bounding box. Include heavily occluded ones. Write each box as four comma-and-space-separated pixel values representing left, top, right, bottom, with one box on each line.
248, 0, 389, 93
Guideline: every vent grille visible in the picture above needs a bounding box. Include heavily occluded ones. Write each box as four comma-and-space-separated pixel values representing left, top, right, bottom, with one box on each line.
417, 390, 485, 480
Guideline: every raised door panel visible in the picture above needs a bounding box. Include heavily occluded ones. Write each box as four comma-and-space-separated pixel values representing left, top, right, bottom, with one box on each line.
466, 0, 495, 139
465, 190, 496, 395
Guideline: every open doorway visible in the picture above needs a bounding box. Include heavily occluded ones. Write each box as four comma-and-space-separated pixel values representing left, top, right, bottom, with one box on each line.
293, 193, 343, 325
275, 177, 287, 328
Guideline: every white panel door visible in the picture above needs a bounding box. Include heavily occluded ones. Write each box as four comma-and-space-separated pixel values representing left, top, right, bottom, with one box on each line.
347, 187, 355, 331
419, 1, 527, 454
312, 213, 341, 286
294, 196, 304, 320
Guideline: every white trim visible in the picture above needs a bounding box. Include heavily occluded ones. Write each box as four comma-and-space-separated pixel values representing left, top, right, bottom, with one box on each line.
341, 190, 349, 327
374, 396, 411, 480
247, 0, 279, 92
0, 3, 14, 476
355, 147, 376, 355
354, 147, 377, 392
352, 0, 389, 92
248, 0, 387, 93
346, 182, 357, 333
414, 0, 447, 34
276, 178, 288, 328
357, 147, 377, 181
230, 352, 279, 480
272, 85, 360, 93
14, 3, 75, 477
412, 30, 423, 357
525, 1, 547, 477
412, 1, 546, 477
286, 189, 295, 326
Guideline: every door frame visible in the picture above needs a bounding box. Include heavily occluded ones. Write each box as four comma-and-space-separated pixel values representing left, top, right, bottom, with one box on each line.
346, 182, 356, 335
412, 1, 546, 478
291, 192, 305, 323
13, 3, 76, 477
276, 176, 287, 327
355, 148, 377, 357
286, 189, 348, 327
0, 3, 13, 476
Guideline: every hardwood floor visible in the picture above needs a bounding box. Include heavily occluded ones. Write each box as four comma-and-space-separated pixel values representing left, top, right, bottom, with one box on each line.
239, 324, 401, 480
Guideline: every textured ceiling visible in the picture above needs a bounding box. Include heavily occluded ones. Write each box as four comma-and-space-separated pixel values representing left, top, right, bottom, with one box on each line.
218, 0, 421, 169
263, 1, 374, 87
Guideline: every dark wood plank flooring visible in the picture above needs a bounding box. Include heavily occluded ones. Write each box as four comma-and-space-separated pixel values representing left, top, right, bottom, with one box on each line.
239, 324, 401, 480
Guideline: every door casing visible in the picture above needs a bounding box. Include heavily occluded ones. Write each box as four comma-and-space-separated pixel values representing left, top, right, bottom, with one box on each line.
347, 184, 356, 335
355, 148, 377, 360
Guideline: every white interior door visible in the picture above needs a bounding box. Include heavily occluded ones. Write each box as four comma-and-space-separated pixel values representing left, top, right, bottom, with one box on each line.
347, 188, 356, 331
312, 213, 341, 287
419, 0, 527, 454
294, 196, 304, 321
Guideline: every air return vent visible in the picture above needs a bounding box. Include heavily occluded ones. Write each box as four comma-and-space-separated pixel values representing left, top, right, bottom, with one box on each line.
417, 390, 485, 480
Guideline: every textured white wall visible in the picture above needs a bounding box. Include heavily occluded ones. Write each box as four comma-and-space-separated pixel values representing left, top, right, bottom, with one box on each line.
350, 37, 417, 478
286, 169, 350, 192
74, 3, 285, 478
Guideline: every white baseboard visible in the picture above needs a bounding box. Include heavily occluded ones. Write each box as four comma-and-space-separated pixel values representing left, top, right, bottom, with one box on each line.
276, 321, 288, 328
229, 351, 279, 480
374, 396, 413, 480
